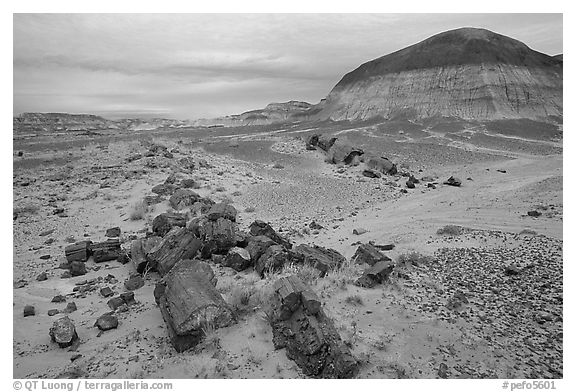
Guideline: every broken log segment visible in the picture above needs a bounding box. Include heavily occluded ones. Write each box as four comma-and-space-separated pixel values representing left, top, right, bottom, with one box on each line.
293, 244, 346, 276
130, 236, 162, 274
269, 275, 358, 378
92, 239, 122, 263
65, 241, 92, 263
147, 227, 202, 276
352, 243, 392, 266
155, 260, 234, 352
152, 213, 187, 237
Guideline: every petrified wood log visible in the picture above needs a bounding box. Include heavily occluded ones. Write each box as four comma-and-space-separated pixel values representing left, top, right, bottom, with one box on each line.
293, 244, 346, 276
152, 212, 187, 237
92, 239, 122, 263
248, 220, 292, 249
65, 241, 93, 263
130, 236, 162, 273
154, 260, 234, 352
269, 275, 358, 378
352, 243, 392, 266
355, 260, 395, 288
147, 227, 202, 276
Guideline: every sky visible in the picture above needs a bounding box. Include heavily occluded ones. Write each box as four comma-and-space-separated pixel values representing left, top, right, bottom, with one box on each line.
13, 13, 563, 120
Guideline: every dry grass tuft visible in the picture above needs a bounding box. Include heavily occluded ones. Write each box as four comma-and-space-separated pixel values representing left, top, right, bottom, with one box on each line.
397, 251, 433, 267
129, 200, 150, 220
436, 225, 463, 236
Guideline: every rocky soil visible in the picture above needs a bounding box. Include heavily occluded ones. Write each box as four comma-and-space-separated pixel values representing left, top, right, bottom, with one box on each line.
12, 125, 563, 379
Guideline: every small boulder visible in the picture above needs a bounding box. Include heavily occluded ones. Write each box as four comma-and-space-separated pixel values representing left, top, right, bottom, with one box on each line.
207, 203, 238, 222
100, 287, 114, 297
48, 309, 60, 316
105, 227, 121, 238
406, 180, 415, 189
69, 261, 87, 277
23, 305, 35, 317
95, 314, 119, 331
362, 169, 381, 179
52, 295, 66, 303
64, 302, 77, 313
355, 260, 394, 288
527, 210, 542, 217
223, 247, 252, 271
352, 243, 392, 266
352, 228, 368, 235
36, 272, 48, 281
443, 176, 462, 187
49, 316, 78, 348
169, 189, 200, 210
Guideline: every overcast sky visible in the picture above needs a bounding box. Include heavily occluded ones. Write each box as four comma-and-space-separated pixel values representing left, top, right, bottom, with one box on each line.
13, 13, 563, 120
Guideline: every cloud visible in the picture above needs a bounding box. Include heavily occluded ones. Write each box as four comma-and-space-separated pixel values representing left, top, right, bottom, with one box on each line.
13, 13, 562, 119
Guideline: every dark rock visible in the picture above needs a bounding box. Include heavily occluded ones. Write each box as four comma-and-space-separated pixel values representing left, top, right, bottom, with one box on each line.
255, 245, 294, 277
64, 302, 77, 313
143, 194, 164, 205
107, 297, 125, 311
249, 220, 291, 249
408, 174, 420, 184
49, 316, 78, 348
305, 134, 319, 150
362, 169, 381, 178
69, 261, 87, 277
443, 176, 462, 187
497, 169, 507, 173
505, 264, 521, 275
180, 178, 197, 188
269, 276, 359, 378
245, 235, 277, 264
120, 291, 136, 306
100, 287, 114, 297
365, 156, 397, 175
169, 189, 200, 210
48, 309, 60, 316
64, 241, 92, 263
39, 254, 51, 260
124, 274, 145, 291
52, 295, 67, 303
105, 227, 121, 238
95, 314, 119, 331
372, 243, 395, 251
151, 183, 177, 196
353, 243, 392, 266
528, 210, 542, 217
355, 260, 394, 288
152, 212, 187, 237
39, 229, 55, 237
117, 251, 130, 265
327, 140, 364, 165
23, 305, 35, 317
36, 272, 48, 281
406, 180, 415, 188
61, 271, 71, 279
223, 247, 252, 271
316, 135, 338, 152
206, 203, 237, 222
309, 221, 324, 230
352, 228, 368, 235
179, 157, 196, 171
293, 244, 346, 276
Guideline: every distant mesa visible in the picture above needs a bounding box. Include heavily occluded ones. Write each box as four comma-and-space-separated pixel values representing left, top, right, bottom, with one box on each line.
199, 27, 562, 126
14, 28, 563, 131
314, 27, 562, 122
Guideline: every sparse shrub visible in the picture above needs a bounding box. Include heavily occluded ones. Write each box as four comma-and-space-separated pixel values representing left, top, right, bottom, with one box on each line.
282, 263, 321, 286
228, 285, 257, 311
201, 321, 220, 349
344, 295, 364, 306
397, 251, 433, 266
324, 260, 360, 290
129, 200, 149, 220
436, 225, 462, 236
